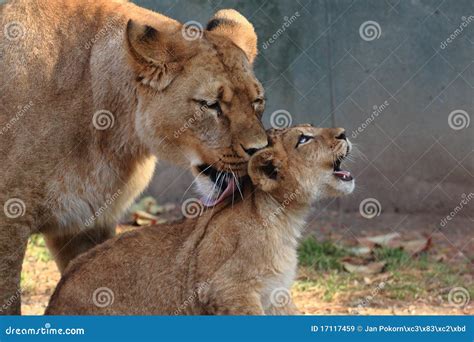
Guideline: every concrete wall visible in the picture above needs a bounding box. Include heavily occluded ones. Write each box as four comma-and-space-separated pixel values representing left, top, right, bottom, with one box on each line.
136, 0, 473, 216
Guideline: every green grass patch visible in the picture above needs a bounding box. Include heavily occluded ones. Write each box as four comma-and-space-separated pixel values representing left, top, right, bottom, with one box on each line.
26, 234, 52, 262
298, 237, 348, 271
373, 247, 411, 270
296, 237, 473, 304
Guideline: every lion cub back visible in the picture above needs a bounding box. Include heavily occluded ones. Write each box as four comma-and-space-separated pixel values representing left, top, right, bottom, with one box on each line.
46, 222, 195, 315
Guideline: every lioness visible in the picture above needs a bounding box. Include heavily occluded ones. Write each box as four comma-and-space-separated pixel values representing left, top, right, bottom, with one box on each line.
0, 0, 268, 314
46, 125, 354, 315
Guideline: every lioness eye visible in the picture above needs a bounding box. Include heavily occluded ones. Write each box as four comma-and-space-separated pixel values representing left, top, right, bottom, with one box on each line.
207, 102, 222, 116
197, 100, 222, 117
253, 98, 265, 115
296, 134, 313, 148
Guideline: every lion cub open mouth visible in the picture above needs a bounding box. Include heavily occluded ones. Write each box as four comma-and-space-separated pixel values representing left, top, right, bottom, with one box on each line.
333, 150, 353, 182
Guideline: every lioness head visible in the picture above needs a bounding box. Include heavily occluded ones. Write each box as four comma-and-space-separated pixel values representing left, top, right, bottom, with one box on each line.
125, 10, 267, 190
248, 125, 355, 204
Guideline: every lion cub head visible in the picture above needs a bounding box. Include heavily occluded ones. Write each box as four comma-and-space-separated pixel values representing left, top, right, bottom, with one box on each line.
248, 125, 355, 205
125, 10, 267, 184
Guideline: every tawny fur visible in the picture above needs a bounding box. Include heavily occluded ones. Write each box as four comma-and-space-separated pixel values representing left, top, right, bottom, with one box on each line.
0, 0, 267, 314
46, 126, 354, 315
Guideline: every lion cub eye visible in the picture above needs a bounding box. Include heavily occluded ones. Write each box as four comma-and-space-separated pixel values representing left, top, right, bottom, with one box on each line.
296, 134, 314, 148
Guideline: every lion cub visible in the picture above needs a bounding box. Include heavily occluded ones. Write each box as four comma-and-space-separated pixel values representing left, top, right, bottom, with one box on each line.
46, 125, 354, 315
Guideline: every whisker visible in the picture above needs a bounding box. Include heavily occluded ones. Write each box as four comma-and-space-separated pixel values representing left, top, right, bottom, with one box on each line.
208, 171, 222, 202
205, 171, 225, 215
231, 169, 244, 201
229, 168, 236, 209
180, 163, 215, 201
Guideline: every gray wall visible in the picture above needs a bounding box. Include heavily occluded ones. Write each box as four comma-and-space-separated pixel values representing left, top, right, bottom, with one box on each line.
136, 0, 473, 216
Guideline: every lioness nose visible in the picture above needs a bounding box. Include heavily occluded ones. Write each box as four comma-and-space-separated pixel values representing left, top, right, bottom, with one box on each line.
243, 147, 259, 156
335, 131, 346, 141
241, 139, 268, 156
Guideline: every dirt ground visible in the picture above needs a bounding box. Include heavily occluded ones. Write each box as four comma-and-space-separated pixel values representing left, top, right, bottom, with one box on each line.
21, 210, 473, 315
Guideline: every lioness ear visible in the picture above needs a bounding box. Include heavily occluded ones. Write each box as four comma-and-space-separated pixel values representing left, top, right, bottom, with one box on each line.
248, 149, 281, 192
206, 9, 257, 64
125, 20, 189, 91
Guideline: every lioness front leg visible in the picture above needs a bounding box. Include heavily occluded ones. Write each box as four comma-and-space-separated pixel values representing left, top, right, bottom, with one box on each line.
0, 222, 29, 315
44, 226, 115, 273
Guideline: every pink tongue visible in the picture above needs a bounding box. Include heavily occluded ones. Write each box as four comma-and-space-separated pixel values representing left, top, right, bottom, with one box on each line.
200, 178, 237, 207
333, 170, 351, 178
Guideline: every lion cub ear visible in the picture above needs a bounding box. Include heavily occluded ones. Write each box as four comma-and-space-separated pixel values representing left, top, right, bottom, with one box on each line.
125, 20, 192, 91
206, 9, 257, 64
248, 149, 281, 192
